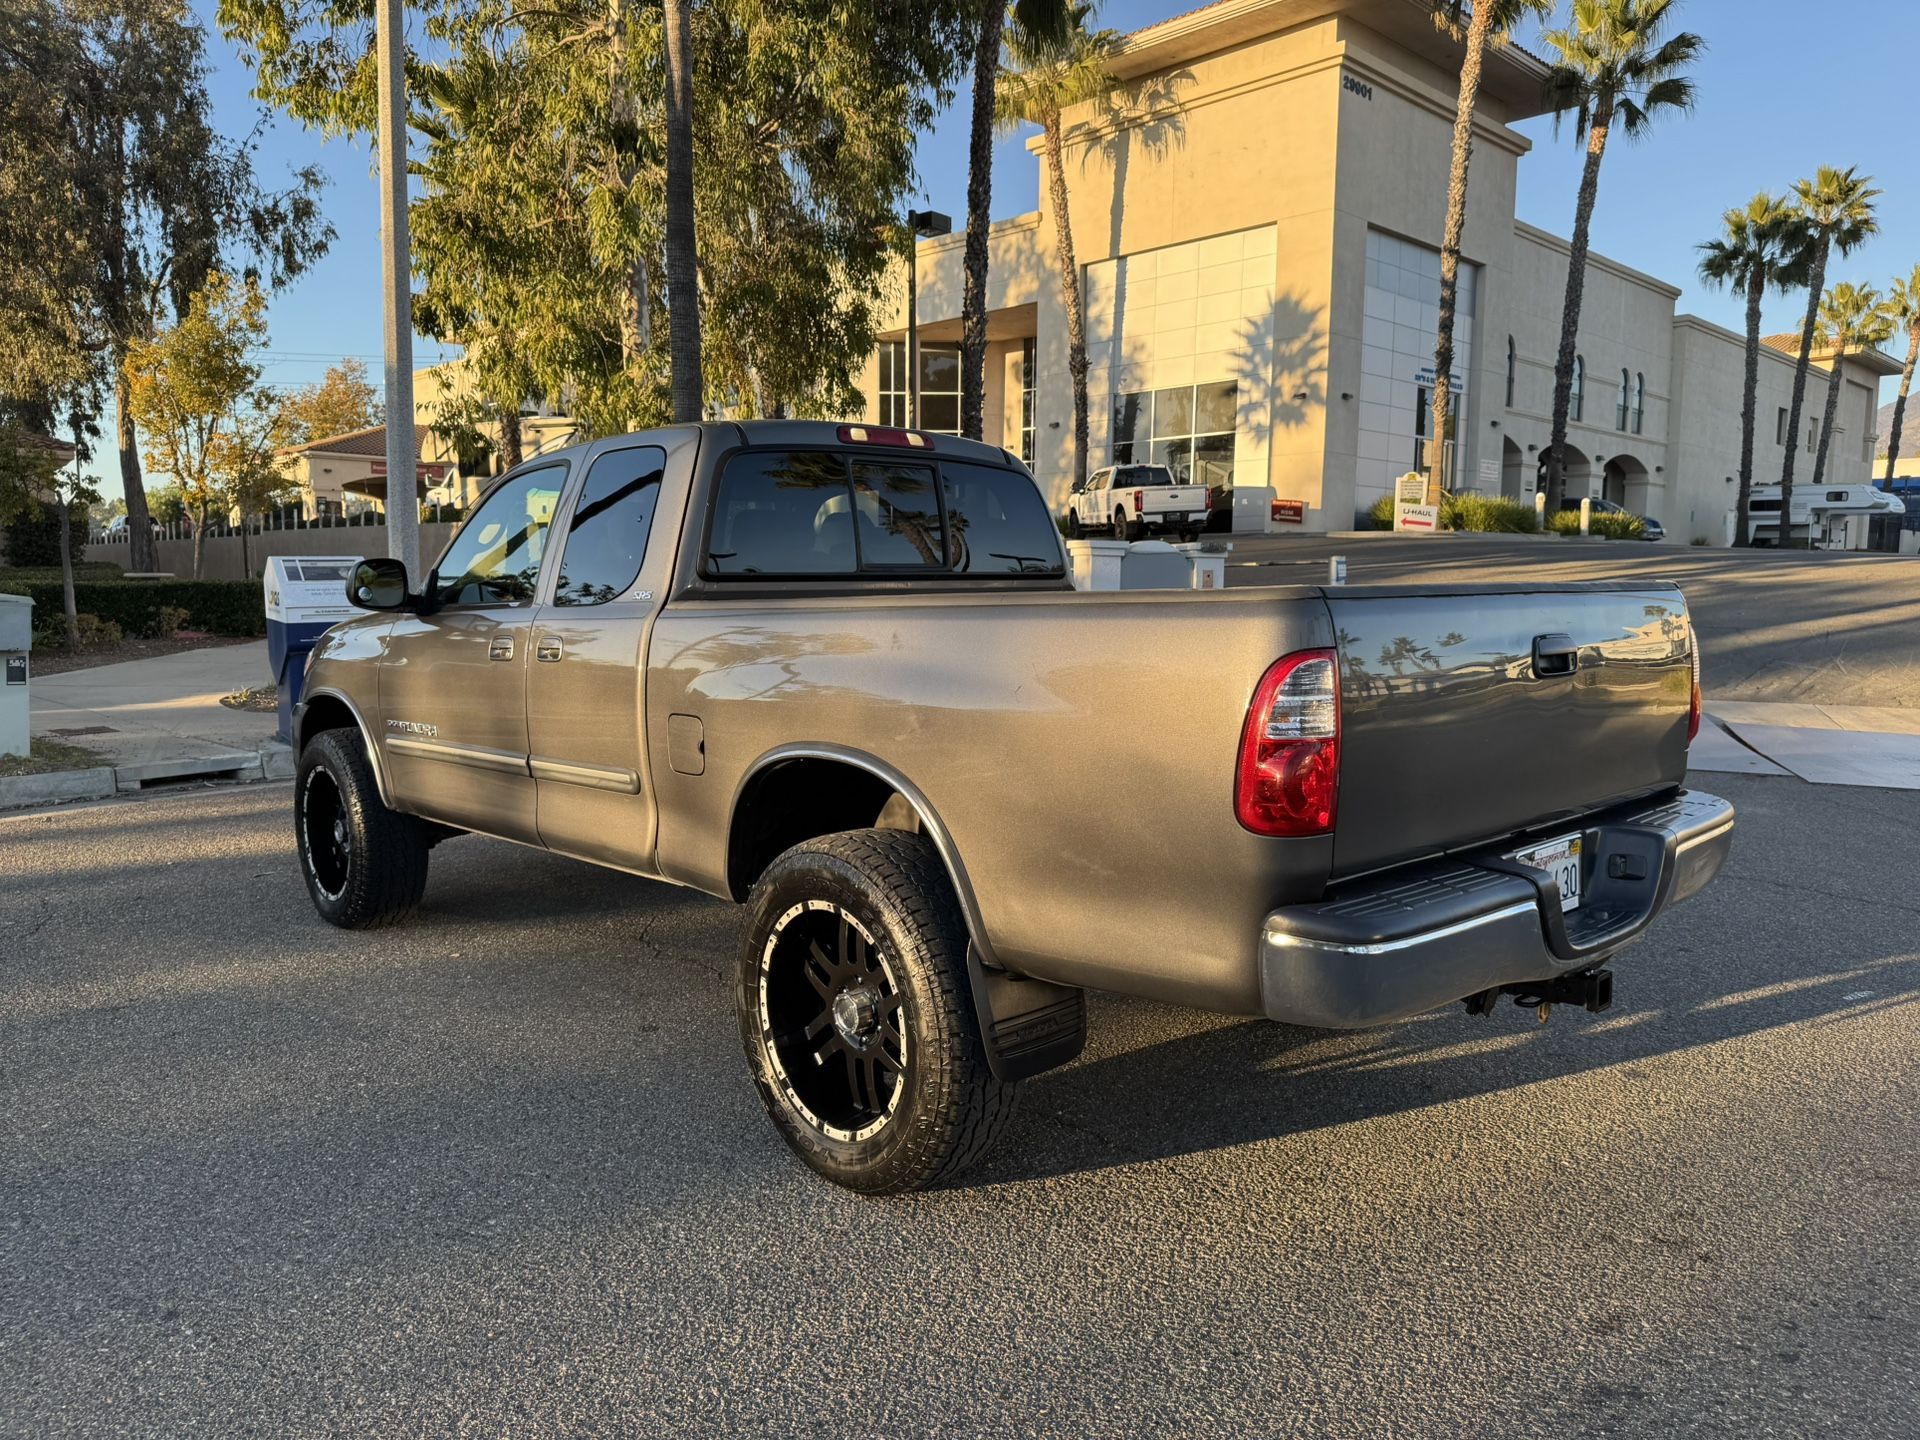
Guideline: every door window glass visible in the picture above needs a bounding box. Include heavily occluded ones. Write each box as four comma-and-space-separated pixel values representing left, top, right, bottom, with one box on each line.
551, 446, 666, 606
434, 464, 565, 606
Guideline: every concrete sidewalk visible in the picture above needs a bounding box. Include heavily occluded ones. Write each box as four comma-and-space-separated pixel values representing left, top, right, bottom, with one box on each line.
26, 641, 287, 794
1690, 701, 1920, 789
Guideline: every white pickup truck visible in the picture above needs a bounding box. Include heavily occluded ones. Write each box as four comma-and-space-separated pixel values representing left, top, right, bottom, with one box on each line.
1065, 463, 1212, 540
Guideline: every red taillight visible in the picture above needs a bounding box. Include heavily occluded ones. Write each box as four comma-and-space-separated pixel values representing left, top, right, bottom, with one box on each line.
1235, 649, 1340, 836
1687, 638, 1702, 743
1203, 489, 1213, 510
1134, 489, 1144, 512
837, 424, 930, 449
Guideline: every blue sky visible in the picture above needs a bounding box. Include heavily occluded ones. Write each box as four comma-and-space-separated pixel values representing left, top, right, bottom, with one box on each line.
187, 0, 1915, 461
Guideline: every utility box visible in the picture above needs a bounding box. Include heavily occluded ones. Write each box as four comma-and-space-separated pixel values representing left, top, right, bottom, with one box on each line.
1232, 486, 1277, 534
264, 556, 363, 744
0, 593, 31, 759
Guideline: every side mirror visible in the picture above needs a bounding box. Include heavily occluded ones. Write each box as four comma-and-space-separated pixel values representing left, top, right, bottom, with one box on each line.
347, 556, 415, 611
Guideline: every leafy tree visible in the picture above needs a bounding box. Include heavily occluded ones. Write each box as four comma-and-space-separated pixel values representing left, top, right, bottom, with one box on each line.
1697, 192, 1808, 545
1774, 165, 1878, 545
3, 0, 330, 574
959, 0, 1071, 440
226, 0, 971, 434
1807, 282, 1891, 489
122, 274, 270, 579
1540, 0, 1703, 508
996, 4, 1119, 489
1879, 266, 1920, 482
277, 359, 383, 446
1426, 0, 1555, 498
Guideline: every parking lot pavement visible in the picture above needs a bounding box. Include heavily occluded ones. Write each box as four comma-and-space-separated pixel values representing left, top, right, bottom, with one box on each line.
1224, 533, 1920, 709
4, 779, 1917, 1438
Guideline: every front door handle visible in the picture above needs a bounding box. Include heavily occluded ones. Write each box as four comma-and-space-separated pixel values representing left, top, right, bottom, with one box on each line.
536, 636, 563, 663
489, 636, 515, 661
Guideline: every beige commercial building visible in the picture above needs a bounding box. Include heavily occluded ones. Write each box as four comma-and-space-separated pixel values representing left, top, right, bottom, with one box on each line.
862, 0, 1898, 545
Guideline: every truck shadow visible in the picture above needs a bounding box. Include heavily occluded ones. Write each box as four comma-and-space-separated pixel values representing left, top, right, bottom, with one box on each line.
978, 946, 1919, 1187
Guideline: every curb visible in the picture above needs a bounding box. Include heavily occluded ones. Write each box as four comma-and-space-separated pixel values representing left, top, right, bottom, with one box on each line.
1, 740, 296, 812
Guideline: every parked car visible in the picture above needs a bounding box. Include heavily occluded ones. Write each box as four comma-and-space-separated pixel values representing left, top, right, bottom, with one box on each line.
1065, 463, 1211, 540
1561, 495, 1664, 541
294, 420, 1733, 1193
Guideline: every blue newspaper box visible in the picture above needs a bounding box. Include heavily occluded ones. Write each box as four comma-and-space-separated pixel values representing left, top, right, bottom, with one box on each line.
264, 556, 364, 743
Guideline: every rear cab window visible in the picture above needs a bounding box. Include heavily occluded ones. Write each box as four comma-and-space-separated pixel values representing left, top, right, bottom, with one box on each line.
704, 449, 1063, 580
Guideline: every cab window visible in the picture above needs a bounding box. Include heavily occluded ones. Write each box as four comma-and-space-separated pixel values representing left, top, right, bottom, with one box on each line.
551, 446, 665, 605
434, 464, 566, 606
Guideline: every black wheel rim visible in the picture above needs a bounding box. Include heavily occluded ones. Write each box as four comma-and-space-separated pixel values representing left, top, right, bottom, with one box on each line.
758, 901, 909, 1143
300, 767, 352, 900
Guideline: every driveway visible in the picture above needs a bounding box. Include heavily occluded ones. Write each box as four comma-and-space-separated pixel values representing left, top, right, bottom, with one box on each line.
3, 775, 1915, 1437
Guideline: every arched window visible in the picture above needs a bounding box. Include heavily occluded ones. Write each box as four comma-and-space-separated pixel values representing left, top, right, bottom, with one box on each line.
1506, 336, 1516, 408
1617, 368, 1631, 430
1633, 372, 1645, 435
1572, 355, 1585, 422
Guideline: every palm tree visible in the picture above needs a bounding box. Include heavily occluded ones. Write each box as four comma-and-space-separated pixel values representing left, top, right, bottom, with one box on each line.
959, 0, 1071, 440
1426, 0, 1555, 502
1540, 0, 1703, 509
1807, 282, 1892, 488
1775, 165, 1879, 545
1881, 265, 1920, 481
663, 0, 702, 422
1697, 192, 1807, 546
996, 5, 1118, 490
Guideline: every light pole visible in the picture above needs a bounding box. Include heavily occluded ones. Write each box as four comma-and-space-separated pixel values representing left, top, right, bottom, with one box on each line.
905, 209, 951, 429
376, 0, 420, 582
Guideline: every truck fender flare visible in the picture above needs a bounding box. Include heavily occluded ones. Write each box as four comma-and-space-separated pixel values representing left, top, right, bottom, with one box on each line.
733, 742, 998, 969
297, 687, 395, 809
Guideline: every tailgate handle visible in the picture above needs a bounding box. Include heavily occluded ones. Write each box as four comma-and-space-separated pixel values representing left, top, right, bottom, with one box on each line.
1532, 633, 1579, 678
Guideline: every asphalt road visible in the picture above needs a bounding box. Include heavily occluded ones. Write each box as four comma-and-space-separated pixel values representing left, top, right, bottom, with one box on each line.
4, 776, 1916, 1437
1224, 533, 1920, 709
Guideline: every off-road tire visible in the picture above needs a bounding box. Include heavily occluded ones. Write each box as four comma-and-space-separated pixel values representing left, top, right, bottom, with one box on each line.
736, 829, 1018, 1193
296, 728, 431, 929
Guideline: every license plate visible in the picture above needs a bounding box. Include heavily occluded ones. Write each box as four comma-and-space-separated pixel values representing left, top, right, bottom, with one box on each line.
1514, 833, 1583, 912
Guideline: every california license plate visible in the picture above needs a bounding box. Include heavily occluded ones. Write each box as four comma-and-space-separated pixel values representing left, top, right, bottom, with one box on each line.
1514, 834, 1583, 912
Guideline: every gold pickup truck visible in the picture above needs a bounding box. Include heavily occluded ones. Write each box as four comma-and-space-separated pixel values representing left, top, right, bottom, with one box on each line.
294, 420, 1733, 1192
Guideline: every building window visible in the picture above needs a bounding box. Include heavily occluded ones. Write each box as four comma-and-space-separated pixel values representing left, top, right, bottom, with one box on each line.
1019, 338, 1035, 465
1111, 380, 1237, 489
1505, 336, 1516, 408
1617, 368, 1631, 430
1571, 355, 1585, 423
877, 341, 907, 428
1776, 406, 1789, 446
917, 343, 962, 434
1808, 418, 1818, 454
1633, 372, 1645, 435
1413, 383, 1431, 479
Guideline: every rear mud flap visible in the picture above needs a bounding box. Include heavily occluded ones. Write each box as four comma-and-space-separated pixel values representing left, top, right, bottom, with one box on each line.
965, 945, 1087, 1083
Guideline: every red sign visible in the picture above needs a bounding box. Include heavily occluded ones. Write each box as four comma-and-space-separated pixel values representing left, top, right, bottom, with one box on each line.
1271, 498, 1305, 523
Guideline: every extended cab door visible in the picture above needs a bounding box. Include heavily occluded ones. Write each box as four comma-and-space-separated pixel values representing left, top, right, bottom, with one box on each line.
526, 442, 673, 869
377, 462, 567, 841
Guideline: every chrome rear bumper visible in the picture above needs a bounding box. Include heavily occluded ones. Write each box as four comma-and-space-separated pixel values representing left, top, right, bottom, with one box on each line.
1259, 789, 1734, 1029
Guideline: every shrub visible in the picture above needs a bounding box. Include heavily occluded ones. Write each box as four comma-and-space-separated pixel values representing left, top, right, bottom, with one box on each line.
1690, 536, 1709, 547
1, 500, 89, 568
1547, 509, 1645, 540
0, 580, 266, 637
74, 613, 122, 648
149, 604, 193, 639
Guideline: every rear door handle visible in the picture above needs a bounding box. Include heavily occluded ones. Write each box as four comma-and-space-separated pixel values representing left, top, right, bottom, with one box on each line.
489, 636, 514, 661
1533, 633, 1578, 678
536, 636, 563, 663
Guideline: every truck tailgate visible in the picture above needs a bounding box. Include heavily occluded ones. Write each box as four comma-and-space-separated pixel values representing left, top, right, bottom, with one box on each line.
1324, 583, 1693, 877
1140, 486, 1207, 514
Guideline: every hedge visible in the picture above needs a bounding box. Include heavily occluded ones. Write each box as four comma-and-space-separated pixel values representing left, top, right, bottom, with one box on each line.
0, 501, 89, 568
0, 580, 267, 637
